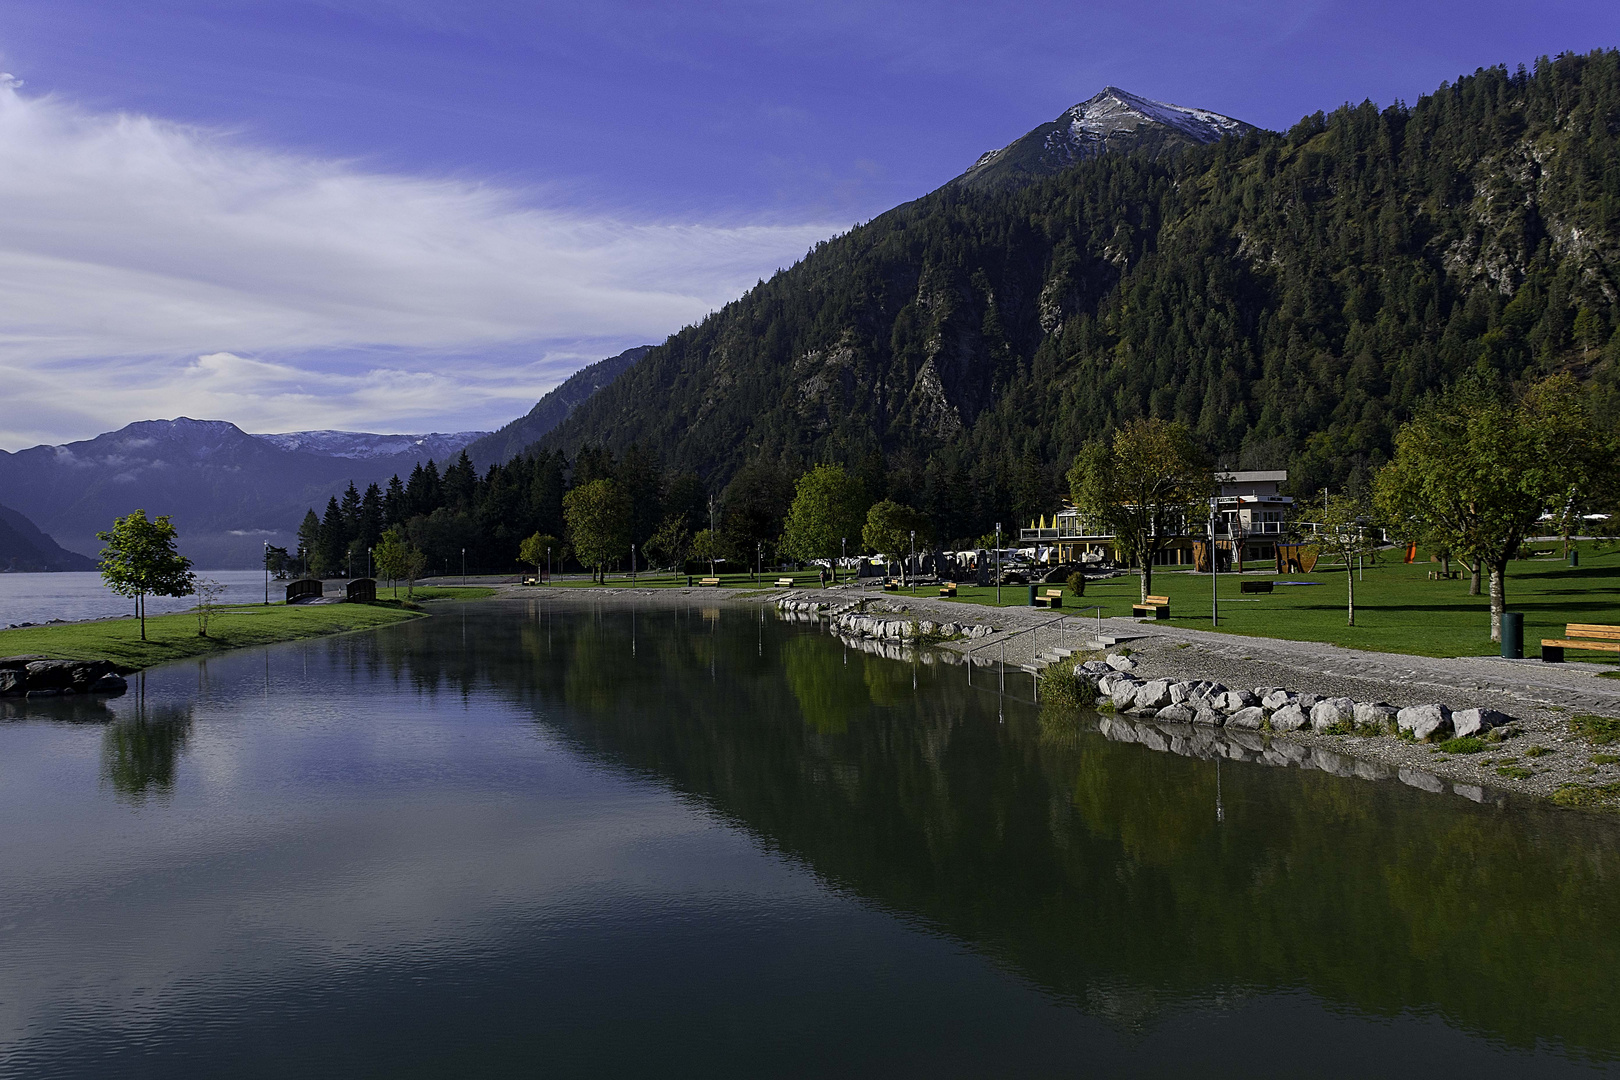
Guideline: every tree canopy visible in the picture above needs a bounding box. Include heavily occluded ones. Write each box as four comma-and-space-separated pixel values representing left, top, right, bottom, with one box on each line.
96, 509, 195, 640
781, 465, 867, 569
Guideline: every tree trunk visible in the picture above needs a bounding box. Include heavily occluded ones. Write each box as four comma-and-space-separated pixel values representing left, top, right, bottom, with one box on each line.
1489, 560, 1507, 642
1140, 550, 1154, 603
1466, 562, 1481, 596
139, 592, 146, 641
1347, 561, 1356, 626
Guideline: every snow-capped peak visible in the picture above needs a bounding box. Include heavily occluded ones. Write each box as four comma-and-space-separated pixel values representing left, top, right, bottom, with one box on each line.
1064, 87, 1249, 143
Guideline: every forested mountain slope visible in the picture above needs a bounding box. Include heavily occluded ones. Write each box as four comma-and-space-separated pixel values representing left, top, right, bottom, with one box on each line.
540, 52, 1620, 544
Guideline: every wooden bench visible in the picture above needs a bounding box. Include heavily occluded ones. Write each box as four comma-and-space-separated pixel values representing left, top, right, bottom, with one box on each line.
1239, 580, 1273, 594
699, 577, 721, 587
1033, 588, 1064, 609
939, 582, 957, 597
883, 579, 900, 591
1133, 594, 1170, 619
775, 577, 795, 587
1428, 570, 1461, 580
1541, 624, 1620, 663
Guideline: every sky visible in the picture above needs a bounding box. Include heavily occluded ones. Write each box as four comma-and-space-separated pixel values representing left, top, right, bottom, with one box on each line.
0, 0, 1616, 450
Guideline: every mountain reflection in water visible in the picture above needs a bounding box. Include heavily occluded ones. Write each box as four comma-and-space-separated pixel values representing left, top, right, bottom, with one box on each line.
0, 598, 1616, 1078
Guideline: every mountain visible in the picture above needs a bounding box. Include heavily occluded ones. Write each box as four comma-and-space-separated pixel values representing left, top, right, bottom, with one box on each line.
0, 502, 96, 572
532, 54, 1620, 543
463, 346, 652, 468
955, 86, 1255, 189
0, 419, 483, 568
254, 430, 487, 460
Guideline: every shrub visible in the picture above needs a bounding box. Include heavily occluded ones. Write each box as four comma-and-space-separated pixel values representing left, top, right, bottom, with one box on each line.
1524, 745, 1552, 758
1437, 736, 1487, 754
1552, 782, 1620, 810
1067, 572, 1086, 597
1592, 754, 1620, 765
1496, 765, 1534, 779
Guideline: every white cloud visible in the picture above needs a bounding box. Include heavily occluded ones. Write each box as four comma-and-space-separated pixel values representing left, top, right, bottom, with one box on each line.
0, 74, 835, 448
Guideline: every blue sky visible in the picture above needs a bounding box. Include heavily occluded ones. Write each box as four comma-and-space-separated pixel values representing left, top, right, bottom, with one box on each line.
0, 1, 1615, 448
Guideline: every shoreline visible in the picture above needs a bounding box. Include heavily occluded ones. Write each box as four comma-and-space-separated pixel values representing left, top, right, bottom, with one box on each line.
504, 583, 1620, 810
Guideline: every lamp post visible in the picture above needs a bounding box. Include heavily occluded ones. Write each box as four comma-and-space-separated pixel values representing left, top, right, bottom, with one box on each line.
1210, 493, 1220, 627
546, 546, 551, 585
631, 543, 637, 584
756, 540, 762, 583
909, 529, 915, 592
367, 546, 373, 581
995, 523, 1001, 604
263, 541, 269, 605
461, 548, 466, 586
840, 537, 845, 585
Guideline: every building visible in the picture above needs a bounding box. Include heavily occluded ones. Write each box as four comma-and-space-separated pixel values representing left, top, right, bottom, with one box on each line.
1019, 470, 1293, 568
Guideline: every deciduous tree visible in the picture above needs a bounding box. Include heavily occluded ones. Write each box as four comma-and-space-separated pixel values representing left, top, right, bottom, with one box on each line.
563, 479, 632, 583
862, 500, 931, 584
781, 465, 865, 579
1374, 375, 1615, 641
1068, 419, 1212, 603
97, 509, 195, 640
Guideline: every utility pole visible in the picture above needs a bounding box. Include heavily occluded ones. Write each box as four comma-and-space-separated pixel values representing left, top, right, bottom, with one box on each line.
995, 523, 1001, 604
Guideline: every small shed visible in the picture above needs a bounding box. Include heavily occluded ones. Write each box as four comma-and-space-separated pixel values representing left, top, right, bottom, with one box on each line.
346, 578, 377, 602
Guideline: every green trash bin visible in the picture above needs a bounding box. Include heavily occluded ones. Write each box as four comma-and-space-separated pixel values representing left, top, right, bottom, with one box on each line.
1500, 612, 1524, 659
1570, 549, 1580, 568
1029, 583, 1038, 606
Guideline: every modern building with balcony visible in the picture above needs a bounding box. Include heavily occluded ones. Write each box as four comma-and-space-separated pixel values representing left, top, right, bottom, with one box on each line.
1018, 470, 1293, 568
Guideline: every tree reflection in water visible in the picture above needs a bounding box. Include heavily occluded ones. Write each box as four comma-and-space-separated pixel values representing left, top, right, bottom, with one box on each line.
101, 705, 193, 803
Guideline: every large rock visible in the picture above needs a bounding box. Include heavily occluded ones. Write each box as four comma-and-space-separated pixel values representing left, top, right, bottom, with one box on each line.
1309, 697, 1356, 731
1192, 706, 1225, 726
1226, 706, 1266, 730
1111, 680, 1144, 709
1081, 660, 1114, 674
0, 669, 23, 695
1353, 702, 1398, 729
1134, 680, 1173, 711
1157, 703, 1198, 723
1396, 704, 1452, 742
1167, 681, 1194, 705
1296, 692, 1321, 712
1261, 689, 1295, 711
1105, 653, 1137, 672
1452, 707, 1512, 738
1270, 703, 1309, 732
1216, 689, 1256, 713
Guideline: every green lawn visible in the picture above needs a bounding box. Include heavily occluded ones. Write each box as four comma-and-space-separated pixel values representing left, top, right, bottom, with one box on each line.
0, 602, 425, 670
934, 543, 1620, 660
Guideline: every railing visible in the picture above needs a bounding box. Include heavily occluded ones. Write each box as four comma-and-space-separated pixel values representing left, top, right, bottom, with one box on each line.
963, 609, 1105, 701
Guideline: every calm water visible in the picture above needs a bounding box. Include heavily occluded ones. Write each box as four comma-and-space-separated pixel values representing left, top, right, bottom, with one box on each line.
0, 570, 270, 628
2, 599, 1618, 1078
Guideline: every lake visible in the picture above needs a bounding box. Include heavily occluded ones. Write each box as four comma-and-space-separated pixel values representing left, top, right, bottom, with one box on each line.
2, 598, 1617, 1078
0, 570, 272, 628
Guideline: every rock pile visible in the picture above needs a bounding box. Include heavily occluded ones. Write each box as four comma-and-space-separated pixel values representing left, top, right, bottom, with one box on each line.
774, 599, 994, 641
0, 656, 128, 698
1079, 655, 1513, 740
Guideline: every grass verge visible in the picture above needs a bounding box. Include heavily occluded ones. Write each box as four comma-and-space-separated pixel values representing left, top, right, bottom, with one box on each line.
0, 602, 425, 670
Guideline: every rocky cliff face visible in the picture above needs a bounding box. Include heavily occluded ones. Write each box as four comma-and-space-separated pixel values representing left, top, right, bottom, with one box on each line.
955, 86, 1255, 189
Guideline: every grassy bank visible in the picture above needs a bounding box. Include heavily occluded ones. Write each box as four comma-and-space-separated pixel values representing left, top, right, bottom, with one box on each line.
932, 543, 1620, 660
0, 602, 427, 670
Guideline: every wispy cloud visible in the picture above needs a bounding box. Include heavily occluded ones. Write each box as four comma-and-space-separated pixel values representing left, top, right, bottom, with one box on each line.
0, 75, 835, 448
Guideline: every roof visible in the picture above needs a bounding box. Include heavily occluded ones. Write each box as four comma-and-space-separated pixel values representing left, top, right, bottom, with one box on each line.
1217, 470, 1288, 482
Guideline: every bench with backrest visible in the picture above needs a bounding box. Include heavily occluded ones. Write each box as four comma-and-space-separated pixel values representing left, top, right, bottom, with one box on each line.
1239, 580, 1273, 594
699, 576, 721, 587
883, 579, 900, 591
1541, 623, 1620, 663
1033, 588, 1064, 609
1133, 594, 1170, 619
775, 577, 795, 587
939, 582, 957, 597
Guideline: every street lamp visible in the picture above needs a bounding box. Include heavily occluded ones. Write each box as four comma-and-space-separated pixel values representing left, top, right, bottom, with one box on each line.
840, 537, 846, 585
546, 546, 551, 585
756, 540, 762, 582
631, 543, 637, 584
263, 541, 269, 605
367, 546, 373, 581
909, 529, 915, 592
461, 547, 466, 586
995, 523, 1001, 604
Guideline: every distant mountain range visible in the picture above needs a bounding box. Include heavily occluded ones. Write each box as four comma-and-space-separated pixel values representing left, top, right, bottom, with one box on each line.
0, 419, 486, 568
0, 502, 95, 573
464, 346, 652, 468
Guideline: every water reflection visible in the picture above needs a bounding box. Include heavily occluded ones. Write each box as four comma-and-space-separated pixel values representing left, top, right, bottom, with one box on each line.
100, 705, 193, 803
2, 599, 1617, 1077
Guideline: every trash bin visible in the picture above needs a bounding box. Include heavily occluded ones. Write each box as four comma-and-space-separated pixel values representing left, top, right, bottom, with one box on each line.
1570, 549, 1580, 568
1028, 583, 1038, 606
1500, 611, 1524, 659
